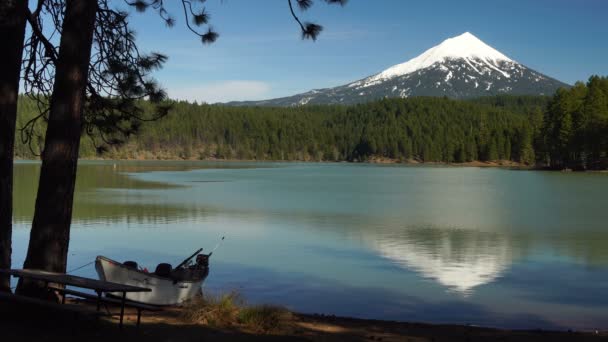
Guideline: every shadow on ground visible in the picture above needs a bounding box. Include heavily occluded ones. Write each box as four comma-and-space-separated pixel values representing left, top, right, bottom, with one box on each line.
1, 300, 607, 342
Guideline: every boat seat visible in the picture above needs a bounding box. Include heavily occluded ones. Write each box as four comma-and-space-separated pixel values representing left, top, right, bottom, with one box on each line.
154, 263, 172, 277
123, 261, 138, 269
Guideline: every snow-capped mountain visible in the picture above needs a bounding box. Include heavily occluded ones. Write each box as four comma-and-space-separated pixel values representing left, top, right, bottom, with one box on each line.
227, 32, 568, 106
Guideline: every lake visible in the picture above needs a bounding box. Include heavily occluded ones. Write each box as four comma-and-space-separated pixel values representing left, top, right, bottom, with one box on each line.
10, 161, 608, 331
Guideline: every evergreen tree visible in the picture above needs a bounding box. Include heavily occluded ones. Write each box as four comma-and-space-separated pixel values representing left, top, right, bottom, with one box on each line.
14, 0, 349, 298
540, 76, 608, 169
0, 0, 28, 292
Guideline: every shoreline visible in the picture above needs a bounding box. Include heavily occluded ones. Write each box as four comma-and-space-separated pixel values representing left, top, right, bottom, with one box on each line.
13, 156, 533, 169
294, 313, 608, 341
16, 157, 608, 172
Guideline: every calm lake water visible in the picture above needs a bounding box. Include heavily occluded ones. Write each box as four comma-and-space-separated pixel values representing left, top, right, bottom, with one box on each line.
11, 161, 608, 330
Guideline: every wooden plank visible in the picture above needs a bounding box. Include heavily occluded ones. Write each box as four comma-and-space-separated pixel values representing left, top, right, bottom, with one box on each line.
50, 286, 162, 311
0, 269, 150, 293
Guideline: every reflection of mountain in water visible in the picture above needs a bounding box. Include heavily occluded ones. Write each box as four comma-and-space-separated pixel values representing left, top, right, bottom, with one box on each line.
368, 227, 516, 294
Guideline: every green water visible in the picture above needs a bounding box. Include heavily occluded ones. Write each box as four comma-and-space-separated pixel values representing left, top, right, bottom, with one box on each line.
10, 161, 608, 330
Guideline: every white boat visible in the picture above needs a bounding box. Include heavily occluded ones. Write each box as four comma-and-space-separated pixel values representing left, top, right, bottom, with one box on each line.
95, 249, 210, 306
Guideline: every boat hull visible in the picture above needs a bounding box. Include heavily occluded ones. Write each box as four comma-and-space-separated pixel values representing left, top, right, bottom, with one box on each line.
95, 256, 205, 306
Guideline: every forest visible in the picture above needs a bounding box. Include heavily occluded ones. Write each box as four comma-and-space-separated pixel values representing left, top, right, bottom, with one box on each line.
542, 76, 608, 170
13, 77, 608, 169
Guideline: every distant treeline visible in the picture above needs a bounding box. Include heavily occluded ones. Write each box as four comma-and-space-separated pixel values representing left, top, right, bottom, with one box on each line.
542, 76, 608, 170
14, 76, 608, 169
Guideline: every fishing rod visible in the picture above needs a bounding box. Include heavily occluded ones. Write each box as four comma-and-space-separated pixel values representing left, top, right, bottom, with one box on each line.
209, 236, 225, 256
175, 236, 225, 269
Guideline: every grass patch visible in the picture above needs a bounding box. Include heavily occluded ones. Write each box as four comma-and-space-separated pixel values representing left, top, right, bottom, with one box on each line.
181, 292, 242, 328
181, 292, 292, 333
238, 305, 292, 333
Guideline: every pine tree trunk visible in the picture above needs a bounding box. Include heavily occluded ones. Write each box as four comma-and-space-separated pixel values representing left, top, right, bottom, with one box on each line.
0, 0, 27, 292
16, 0, 98, 298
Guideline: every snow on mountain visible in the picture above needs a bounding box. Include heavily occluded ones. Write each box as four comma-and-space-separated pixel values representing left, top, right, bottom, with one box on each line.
354, 32, 513, 88
226, 32, 569, 107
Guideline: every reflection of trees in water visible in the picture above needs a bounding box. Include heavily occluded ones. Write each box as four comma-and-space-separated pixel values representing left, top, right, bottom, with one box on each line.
14, 161, 263, 225
547, 232, 608, 267
13, 162, 188, 223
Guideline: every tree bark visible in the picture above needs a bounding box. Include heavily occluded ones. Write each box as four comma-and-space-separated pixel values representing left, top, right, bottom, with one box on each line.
17, 0, 98, 298
0, 0, 28, 292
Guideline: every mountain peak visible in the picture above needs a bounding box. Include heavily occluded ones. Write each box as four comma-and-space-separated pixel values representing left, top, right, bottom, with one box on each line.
367, 32, 513, 83
227, 32, 569, 107
436, 32, 512, 62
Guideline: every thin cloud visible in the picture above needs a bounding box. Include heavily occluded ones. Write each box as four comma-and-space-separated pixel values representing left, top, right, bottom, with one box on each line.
168, 80, 272, 104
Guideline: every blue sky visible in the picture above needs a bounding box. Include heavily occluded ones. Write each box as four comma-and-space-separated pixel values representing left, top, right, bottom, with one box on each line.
124, 0, 608, 103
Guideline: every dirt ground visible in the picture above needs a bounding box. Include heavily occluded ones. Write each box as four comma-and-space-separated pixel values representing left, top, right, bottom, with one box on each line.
1, 299, 607, 342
